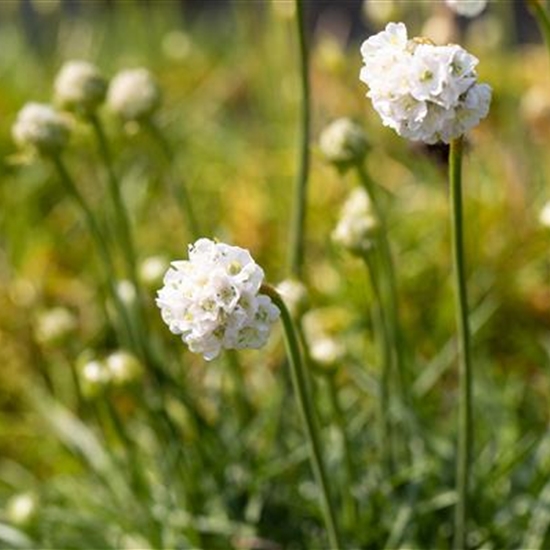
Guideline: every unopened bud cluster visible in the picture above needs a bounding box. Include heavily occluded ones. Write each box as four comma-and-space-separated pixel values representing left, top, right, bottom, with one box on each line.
319, 118, 369, 170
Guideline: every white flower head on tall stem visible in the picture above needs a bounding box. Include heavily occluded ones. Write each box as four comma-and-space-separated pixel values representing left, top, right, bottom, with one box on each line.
54, 60, 107, 115
107, 68, 161, 122
446, 0, 487, 18
359, 22, 491, 144
156, 238, 280, 361
12, 103, 70, 156
319, 118, 369, 170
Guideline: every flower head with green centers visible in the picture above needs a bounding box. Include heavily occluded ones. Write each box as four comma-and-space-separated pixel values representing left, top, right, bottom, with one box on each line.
446, 0, 487, 18
12, 103, 70, 156
319, 118, 369, 171
54, 60, 107, 115
332, 187, 379, 255
360, 22, 491, 144
156, 238, 280, 361
107, 68, 161, 121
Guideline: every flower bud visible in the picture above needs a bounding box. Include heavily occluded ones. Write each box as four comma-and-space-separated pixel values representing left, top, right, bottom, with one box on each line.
12, 103, 70, 156
34, 307, 78, 347
79, 358, 111, 399
319, 118, 369, 171
54, 60, 107, 115
445, 0, 487, 18
332, 187, 379, 255
107, 68, 161, 121
276, 278, 309, 318
539, 201, 550, 229
6, 492, 38, 526
105, 351, 144, 387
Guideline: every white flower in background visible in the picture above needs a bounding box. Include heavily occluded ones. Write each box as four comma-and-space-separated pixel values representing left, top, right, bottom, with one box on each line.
359, 22, 491, 144
319, 118, 369, 168
276, 278, 309, 317
332, 187, 379, 255
34, 307, 77, 347
6, 492, 38, 526
12, 102, 70, 155
156, 238, 280, 361
106, 350, 144, 386
446, 0, 487, 18
107, 68, 161, 121
54, 60, 107, 115
79, 359, 111, 398
309, 336, 345, 367
539, 201, 550, 229
139, 255, 169, 289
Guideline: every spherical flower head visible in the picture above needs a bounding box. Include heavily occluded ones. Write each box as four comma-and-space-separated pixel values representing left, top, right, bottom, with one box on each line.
332, 187, 379, 255
446, 0, 487, 18
359, 22, 492, 144
319, 118, 369, 171
54, 60, 107, 115
6, 492, 38, 527
12, 102, 70, 155
79, 358, 111, 399
107, 68, 161, 121
156, 238, 280, 361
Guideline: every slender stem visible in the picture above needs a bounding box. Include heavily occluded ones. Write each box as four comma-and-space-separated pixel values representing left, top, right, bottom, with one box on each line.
50, 155, 137, 354
88, 113, 139, 288
143, 118, 200, 239
528, 0, 550, 62
261, 284, 342, 549
449, 137, 473, 550
326, 373, 357, 530
363, 251, 394, 475
356, 164, 408, 403
288, 0, 310, 278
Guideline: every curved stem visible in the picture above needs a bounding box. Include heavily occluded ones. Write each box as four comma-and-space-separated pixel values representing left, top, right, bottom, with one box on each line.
363, 250, 394, 475
528, 0, 550, 63
143, 118, 200, 239
88, 113, 139, 289
261, 284, 342, 549
356, 164, 407, 401
288, 0, 310, 278
449, 137, 473, 550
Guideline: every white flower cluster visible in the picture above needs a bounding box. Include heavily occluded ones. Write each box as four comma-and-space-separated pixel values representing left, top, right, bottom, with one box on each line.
12, 103, 70, 155
107, 68, 161, 121
54, 60, 107, 114
332, 187, 379, 255
156, 238, 280, 361
359, 22, 491, 144
445, 0, 487, 18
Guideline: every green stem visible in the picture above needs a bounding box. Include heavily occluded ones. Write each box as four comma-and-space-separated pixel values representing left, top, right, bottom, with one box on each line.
88, 113, 139, 289
143, 118, 200, 239
288, 0, 310, 278
356, 163, 408, 404
50, 156, 138, 356
449, 137, 473, 550
528, 0, 550, 62
261, 284, 342, 549
363, 251, 394, 475
326, 373, 357, 530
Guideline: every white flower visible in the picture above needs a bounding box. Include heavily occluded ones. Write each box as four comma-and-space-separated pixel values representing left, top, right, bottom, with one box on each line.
6, 493, 38, 526
79, 359, 111, 398
107, 68, 161, 121
319, 118, 369, 167
54, 60, 107, 114
12, 103, 69, 155
446, 0, 487, 18
34, 307, 77, 346
359, 22, 491, 144
332, 187, 379, 255
156, 238, 280, 361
